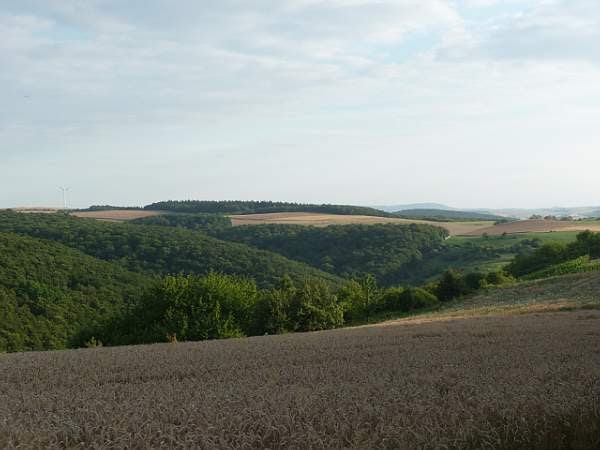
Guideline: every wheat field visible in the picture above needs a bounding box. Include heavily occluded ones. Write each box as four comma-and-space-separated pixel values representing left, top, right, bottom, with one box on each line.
2, 309, 599, 449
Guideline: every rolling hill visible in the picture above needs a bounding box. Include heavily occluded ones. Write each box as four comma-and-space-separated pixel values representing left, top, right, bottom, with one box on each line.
0, 211, 342, 289
394, 208, 511, 222
0, 232, 150, 352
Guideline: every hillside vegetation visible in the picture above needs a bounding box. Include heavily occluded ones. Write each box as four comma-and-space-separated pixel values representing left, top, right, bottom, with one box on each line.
0, 232, 149, 352
0, 211, 340, 289
146, 200, 395, 217
213, 223, 448, 285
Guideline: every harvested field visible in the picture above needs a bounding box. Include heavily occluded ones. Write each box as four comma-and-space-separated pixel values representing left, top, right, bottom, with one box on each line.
11, 207, 61, 214
229, 212, 492, 236
465, 219, 600, 236
71, 209, 166, 222
2, 307, 599, 449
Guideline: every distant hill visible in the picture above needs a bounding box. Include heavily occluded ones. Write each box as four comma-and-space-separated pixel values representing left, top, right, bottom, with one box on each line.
394, 209, 511, 222
146, 200, 395, 217
376, 203, 454, 212
485, 206, 600, 219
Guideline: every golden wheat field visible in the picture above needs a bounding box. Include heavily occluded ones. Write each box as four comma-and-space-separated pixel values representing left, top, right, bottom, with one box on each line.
2, 308, 599, 449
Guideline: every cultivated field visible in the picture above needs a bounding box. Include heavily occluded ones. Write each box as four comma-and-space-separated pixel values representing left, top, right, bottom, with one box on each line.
229, 212, 493, 236
2, 295, 599, 449
465, 219, 600, 236
71, 210, 165, 222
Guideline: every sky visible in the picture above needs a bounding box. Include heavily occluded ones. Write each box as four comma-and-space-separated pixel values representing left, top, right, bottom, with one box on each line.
2, 0, 600, 209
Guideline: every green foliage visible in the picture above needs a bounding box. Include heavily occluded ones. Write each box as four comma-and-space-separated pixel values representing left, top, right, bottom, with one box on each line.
287, 281, 344, 332
521, 256, 600, 281
382, 287, 439, 312
338, 275, 382, 321
133, 213, 232, 234
0, 232, 148, 352
102, 273, 254, 345
507, 231, 600, 278
0, 211, 341, 289
436, 269, 469, 302
212, 223, 448, 286
146, 200, 395, 217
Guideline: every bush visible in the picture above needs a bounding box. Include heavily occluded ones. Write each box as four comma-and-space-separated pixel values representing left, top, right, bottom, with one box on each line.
383, 287, 439, 312
435, 269, 468, 301
288, 281, 344, 332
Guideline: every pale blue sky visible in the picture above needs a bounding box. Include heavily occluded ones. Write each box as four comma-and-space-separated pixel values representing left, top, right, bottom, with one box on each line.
2, 0, 600, 209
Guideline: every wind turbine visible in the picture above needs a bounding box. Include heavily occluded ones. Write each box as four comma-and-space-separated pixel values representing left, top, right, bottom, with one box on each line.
59, 187, 70, 210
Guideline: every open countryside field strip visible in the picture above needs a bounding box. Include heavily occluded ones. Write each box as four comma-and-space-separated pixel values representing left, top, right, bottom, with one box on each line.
229, 212, 493, 236
465, 219, 600, 236
1, 307, 599, 449
71, 210, 166, 221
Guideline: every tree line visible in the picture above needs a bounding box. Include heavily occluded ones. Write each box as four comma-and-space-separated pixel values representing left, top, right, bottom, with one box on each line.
145, 200, 396, 217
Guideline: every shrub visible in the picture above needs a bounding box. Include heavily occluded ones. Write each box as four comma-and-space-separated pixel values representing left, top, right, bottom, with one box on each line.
435, 269, 468, 301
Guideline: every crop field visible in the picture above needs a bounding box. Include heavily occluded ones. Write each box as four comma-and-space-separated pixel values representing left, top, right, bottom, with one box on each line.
229, 212, 493, 236
465, 219, 600, 236
71, 209, 166, 221
2, 299, 599, 449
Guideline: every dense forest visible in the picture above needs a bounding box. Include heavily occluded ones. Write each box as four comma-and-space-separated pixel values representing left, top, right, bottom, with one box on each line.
145, 200, 395, 217
213, 223, 448, 285
133, 213, 232, 234
133, 215, 449, 285
0, 232, 149, 352
0, 211, 340, 289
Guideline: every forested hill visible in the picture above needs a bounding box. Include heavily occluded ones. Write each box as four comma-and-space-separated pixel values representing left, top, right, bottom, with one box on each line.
213, 223, 448, 286
395, 209, 511, 222
0, 232, 150, 352
0, 212, 341, 289
145, 200, 395, 217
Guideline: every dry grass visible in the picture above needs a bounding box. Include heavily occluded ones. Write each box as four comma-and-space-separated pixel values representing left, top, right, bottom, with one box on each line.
465, 219, 600, 236
2, 307, 599, 449
229, 212, 493, 236
71, 210, 166, 222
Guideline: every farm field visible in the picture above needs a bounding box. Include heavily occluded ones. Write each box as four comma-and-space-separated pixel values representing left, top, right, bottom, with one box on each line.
2, 296, 599, 449
229, 212, 493, 236
465, 219, 600, 236
71, 209, 166, 221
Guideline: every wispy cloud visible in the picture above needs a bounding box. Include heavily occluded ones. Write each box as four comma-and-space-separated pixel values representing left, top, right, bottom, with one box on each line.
1, 0, 600, 208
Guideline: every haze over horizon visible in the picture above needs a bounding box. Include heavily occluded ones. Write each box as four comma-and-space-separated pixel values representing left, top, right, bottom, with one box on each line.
2, 0, 600, 209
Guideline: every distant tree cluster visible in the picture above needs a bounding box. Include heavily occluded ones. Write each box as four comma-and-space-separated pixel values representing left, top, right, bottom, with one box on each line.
145, 200, 396, 217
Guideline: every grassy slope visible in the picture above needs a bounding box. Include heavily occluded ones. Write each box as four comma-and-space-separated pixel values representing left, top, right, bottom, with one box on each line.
374, 270, 600, 328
